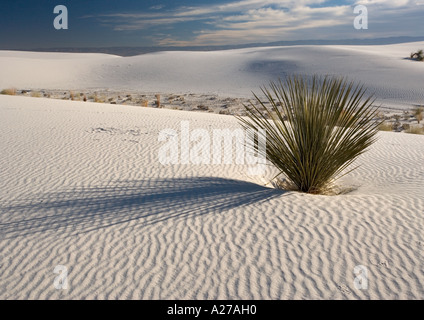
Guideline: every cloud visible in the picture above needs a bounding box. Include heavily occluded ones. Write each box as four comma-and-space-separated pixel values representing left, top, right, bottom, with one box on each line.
355, 0, 411, 6
150, 5, 165, 10
87, 0, 424, 45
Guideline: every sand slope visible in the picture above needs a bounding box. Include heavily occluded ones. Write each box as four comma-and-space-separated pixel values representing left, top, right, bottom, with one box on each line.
1, 42, 424, 109
1, 95, 423, 299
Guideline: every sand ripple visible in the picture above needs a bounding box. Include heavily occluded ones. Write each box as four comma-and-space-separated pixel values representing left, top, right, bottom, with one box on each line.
1, 95, 423, 299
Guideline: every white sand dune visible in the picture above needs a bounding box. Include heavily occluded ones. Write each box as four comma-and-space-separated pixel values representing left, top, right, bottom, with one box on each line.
1, 42, 424, 110
1, 95, 423, 299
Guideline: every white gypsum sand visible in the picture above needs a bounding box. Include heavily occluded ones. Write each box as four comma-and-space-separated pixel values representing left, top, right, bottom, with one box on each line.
1, 42, 424, 300
0, 94, 423, 299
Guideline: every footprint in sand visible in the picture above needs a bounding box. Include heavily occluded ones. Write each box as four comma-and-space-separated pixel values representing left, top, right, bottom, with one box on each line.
371, 260, 389, 269
337, 284, 352, 295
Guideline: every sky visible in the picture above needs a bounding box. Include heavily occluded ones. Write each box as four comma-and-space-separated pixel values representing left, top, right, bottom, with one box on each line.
1, 0, 423, 49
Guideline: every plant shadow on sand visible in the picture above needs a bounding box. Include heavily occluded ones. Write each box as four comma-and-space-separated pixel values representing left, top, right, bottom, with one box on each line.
0, 177, 285, 239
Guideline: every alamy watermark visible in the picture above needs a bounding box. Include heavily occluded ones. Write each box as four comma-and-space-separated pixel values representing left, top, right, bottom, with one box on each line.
354, 5, 368, 30
158, 121, 267, 175
53, 265, 68, 290
353, 265, 369, 290
53, 5, 68, 30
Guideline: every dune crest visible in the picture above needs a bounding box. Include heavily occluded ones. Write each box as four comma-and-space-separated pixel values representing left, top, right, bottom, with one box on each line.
1, 42, 424, 109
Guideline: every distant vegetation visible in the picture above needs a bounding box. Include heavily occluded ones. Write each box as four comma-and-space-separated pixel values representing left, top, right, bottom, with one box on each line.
413, 106, 423, 124
30, 91, 42, 98
410, 50, 424, 61
378, 122, 393, 132
405, 125, 424, 135
0, 88, 17, 95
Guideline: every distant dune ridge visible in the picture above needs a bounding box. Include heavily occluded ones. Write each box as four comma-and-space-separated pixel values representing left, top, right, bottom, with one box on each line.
7, 36, 424, 56
0, 43, 424, 299
1, 42, 424, 110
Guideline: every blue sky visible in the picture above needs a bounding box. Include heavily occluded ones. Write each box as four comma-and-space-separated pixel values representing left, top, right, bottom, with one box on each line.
1, 0, 423, 48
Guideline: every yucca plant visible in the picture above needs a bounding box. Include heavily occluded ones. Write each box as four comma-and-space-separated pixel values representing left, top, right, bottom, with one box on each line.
411, 50, 424, 61
416, 50, 424, 61
237, 75, 381, 194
